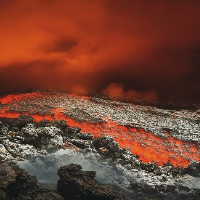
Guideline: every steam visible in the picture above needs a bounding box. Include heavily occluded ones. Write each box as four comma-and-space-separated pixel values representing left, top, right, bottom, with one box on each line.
17, 149, 135, 196
104, 83, 157, 101
0, 1, 200, 102
17, 149, 200, 199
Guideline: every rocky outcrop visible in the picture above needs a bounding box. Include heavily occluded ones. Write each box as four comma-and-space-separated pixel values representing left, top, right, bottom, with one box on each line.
21, 124, 63, 152
57, 163, 126, 200
93, 136, 125, 158
0, 163, 38, 200
0, 162, 128, 200
193, 192, 200, 200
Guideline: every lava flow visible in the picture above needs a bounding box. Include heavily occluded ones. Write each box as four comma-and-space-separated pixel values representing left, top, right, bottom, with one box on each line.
0, 92, 200, 168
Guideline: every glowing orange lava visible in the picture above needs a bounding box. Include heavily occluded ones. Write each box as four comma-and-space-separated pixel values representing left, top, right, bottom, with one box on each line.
0, 108, 20, 118
0, 92, 41, 104
52, 112, 200, 168
0, 92, 199, 168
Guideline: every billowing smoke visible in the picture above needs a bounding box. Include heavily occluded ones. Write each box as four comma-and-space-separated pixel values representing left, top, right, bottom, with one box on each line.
17, 149, 137, 198
17, 149, 200, 199
104, 83, 157, 101
0, 0, 200, 102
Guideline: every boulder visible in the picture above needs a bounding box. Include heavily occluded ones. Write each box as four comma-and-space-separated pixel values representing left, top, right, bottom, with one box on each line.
0, 163, 38, 200
57, 163, 126, 200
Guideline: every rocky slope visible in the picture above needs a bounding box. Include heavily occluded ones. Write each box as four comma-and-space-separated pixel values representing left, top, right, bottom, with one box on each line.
0, 92, 200, 199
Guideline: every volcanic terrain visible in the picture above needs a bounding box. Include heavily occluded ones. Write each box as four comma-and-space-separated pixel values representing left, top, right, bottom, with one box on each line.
0, 92, 200, 200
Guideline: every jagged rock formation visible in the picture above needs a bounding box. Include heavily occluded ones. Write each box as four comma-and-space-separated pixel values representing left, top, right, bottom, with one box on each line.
57, 163, 126, 200
0, 163, 38, 200
0, 92, 200, 199
0, 117, 200, 199
0, 163, 127, 200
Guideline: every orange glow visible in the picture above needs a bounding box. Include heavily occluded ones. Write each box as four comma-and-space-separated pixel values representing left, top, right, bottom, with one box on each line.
0, 108, 20, 118
31, 114, 54, 122
0, 92, 200, 168
0, 1, 200, 102
104, 83, 157, 101
0, 92, 41, 104
51, 115, 199, 168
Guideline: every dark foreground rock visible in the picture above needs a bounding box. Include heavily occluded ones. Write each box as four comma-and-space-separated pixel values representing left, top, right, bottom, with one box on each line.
36, 190, 64, 200
0, 163, 38, 200
57, 164, 126, 200
0, 163, 127, 200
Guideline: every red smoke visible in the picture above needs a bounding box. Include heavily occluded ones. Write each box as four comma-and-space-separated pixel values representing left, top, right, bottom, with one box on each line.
104, 83, 157, 101
0, 0, 200, 103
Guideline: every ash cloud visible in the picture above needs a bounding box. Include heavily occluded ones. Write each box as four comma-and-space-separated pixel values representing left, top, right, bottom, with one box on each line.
0, 0, 200, 103
17, 150, 136, 198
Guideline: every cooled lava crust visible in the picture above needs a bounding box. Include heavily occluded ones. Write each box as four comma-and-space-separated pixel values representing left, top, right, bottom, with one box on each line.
0, 92, 200, 168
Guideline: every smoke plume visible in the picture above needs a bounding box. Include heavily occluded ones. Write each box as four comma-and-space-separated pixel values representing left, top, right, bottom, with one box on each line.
0, 0, 200, 102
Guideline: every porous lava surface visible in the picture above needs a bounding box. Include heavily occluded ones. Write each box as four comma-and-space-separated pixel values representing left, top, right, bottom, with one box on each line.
57, 163, 126, 200
0, 92, 200, 199
0, 92, 200, 168
0, 163, 38, 200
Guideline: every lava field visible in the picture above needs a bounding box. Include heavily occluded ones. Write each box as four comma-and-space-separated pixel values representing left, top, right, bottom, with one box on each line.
0, 92, 200, 200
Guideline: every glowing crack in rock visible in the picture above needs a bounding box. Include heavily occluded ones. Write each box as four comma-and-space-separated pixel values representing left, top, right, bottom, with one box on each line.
0, 92, 200, 168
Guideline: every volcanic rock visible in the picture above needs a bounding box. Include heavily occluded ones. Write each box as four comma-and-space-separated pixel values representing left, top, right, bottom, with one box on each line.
92, 136, 140, 169
0, 115, 34, 131
61, 141, 80, 151
93, 136, 125, 158
36, 191, 64, 200
193, 191, 200, 200
21, 124, 63, 151
184, 161, 200, 176
1, 139, 38, 161
57, 163, 126, 200
76, 132, 93, 140
0, 163, 38, 200
0, 92, 200, 199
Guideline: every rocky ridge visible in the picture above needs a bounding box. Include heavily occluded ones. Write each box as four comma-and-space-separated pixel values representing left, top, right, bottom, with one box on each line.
0, 116, 200, 199
0, 92, 200, 199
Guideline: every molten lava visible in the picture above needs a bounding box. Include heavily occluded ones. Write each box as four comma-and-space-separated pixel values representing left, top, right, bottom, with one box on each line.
0, 92, 199, 168
0, 92, 41, 105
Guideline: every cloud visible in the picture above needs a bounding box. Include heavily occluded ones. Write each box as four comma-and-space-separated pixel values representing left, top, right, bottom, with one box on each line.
0, 0, 200, 102
104, 83, 157, 101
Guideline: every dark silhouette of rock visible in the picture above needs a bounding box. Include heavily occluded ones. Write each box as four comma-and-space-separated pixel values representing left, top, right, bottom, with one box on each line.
0, 162, 127, 200
192, 190, 200, 200
57, 163, 126, 200
0, 163, 38, 200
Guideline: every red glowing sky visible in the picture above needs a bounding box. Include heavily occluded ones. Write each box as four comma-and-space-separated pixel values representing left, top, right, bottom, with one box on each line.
0, 0, 200, 102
